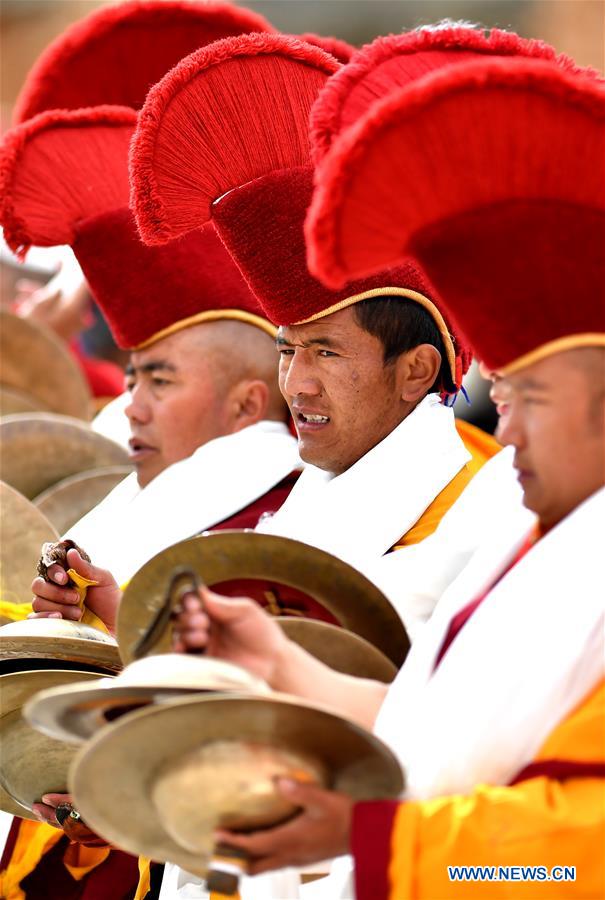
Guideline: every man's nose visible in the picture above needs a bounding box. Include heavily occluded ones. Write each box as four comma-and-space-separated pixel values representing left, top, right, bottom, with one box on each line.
495, 404, 522, 448
281, 352, 322, 398
124, 385, 151, 424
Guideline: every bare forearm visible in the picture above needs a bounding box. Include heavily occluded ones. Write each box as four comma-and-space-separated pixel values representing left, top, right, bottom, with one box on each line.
272, 638, 388, 730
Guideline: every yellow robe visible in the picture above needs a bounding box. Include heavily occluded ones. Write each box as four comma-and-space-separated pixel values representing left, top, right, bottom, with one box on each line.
352, 679, 605, 899
393, 419, 500, 548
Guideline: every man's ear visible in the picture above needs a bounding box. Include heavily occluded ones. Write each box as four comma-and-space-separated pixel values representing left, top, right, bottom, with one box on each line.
396, 344, 443, 402
230, 379, 270, 432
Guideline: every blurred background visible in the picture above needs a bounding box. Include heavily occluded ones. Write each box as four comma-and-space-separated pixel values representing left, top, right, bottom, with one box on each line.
1, 0, 603, 431
2, 0, 602, 121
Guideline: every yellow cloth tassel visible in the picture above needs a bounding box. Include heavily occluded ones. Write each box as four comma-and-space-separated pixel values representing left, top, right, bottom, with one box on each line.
134, 857, 151, 900
66, 568, 109, 634
0, 570, 109, 633
0, 820, 63, 900
0, 599, 33, 621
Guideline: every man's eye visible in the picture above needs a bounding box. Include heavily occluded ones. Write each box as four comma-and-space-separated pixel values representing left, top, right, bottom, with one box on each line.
125, 380, 135, 392
318, 349, 337, 358
152, 377, 171, 387
278, 348, 295, 356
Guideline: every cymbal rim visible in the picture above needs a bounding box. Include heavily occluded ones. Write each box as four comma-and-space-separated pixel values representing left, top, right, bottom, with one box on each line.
71, 692, 404, 872
118, 531, 409, 667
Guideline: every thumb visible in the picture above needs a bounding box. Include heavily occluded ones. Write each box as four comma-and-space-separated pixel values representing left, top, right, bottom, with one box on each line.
66, 548, 114, 586
201, 587, 253, 623
276, 777, 328, 812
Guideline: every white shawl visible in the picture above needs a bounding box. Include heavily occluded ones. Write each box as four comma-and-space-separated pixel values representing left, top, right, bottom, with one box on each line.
258, 395, 470, 568
378, 485, 605, 797
306, 487, 605, 899
360, 446, 534, 639
67, 421, 300, 585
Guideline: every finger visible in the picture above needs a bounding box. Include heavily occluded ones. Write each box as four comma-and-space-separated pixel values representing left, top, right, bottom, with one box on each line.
46, 564, 68, 585
31, 803, 60, 827
15, 278, 41, 292
28, 612, 64, 619
173, 612, 208, 631
31, 597, 82, 619
202, 589, 257, 622
178, 630, 209, 650
31, 577, 80, 604
213, 820, 300, 858
65, 548, 110, 583
276, 778, 334, 815
182, 594, 205, 613
41, 793, 73, 807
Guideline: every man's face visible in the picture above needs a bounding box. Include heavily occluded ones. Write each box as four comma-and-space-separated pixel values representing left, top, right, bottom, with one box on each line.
478, 362, 511, 426
277, 307, 410, 475
496, 350, 605, 529
124, 326, 233, 487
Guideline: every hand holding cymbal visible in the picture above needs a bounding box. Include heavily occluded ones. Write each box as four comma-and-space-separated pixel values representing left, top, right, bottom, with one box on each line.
171, 586, 289, 688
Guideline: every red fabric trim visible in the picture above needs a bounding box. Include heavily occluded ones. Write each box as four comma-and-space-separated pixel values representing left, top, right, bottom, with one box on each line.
509, 758, 605, 786
351, 800, 400, 900
211, 470, 299, 532
0, 817, 21, 870
209, 472, 339, 624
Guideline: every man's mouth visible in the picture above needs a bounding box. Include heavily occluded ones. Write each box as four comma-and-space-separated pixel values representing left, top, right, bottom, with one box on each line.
514, 458, 534, 483
128, 438, 157, 461
296, 411, 330, 430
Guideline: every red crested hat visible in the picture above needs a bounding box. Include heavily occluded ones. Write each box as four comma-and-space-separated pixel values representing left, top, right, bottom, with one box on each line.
308, 24, 595, 164
131, 33, 470, 387
13, 0, 275, 123
0, 108, 274, 349
306, 57, 605, 373
298, 33, 355, 64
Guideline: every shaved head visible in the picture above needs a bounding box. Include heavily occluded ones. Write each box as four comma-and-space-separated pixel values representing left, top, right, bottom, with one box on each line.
124, 318, 285, 486
186, 319, 285, 419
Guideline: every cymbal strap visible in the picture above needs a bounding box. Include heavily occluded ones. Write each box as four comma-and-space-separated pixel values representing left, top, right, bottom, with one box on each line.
206, 842, 250, 896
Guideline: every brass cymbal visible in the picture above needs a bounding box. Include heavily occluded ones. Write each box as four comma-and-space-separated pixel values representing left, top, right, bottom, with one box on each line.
276, 618, 396, 682
0, 310, 92, 420
118, 532, 409, 667
33, 466, 131, 533
0, 668, 102, 818
0, 782, 31, 819
25, 654, 269, 744
0, 481, 59, 625
0, 618, 121, 673
71, 692, 404, 875
0, 413, 131, 499
0, 385, 50, 417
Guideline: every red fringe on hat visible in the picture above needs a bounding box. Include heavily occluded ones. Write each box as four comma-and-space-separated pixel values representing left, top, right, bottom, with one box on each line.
310, 25, 600, 164
14, 0, 275, 123
307, 57, 605, 370
131, 32, 339, 245
0, 107, 269, 348
298, 33, 356, 64
0, 106, 136, 259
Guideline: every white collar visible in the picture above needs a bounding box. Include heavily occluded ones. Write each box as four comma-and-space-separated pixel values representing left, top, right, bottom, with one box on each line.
67, 421, 300, 584
376, 487, 605, 798
258, 395, 470, 568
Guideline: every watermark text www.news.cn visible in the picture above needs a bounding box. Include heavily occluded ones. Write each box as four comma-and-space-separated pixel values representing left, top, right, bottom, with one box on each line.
448, 866, 576, 883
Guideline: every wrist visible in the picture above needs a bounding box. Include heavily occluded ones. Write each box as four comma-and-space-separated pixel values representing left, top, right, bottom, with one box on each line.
270, 632, 314, 694
269, 630, 301, 691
